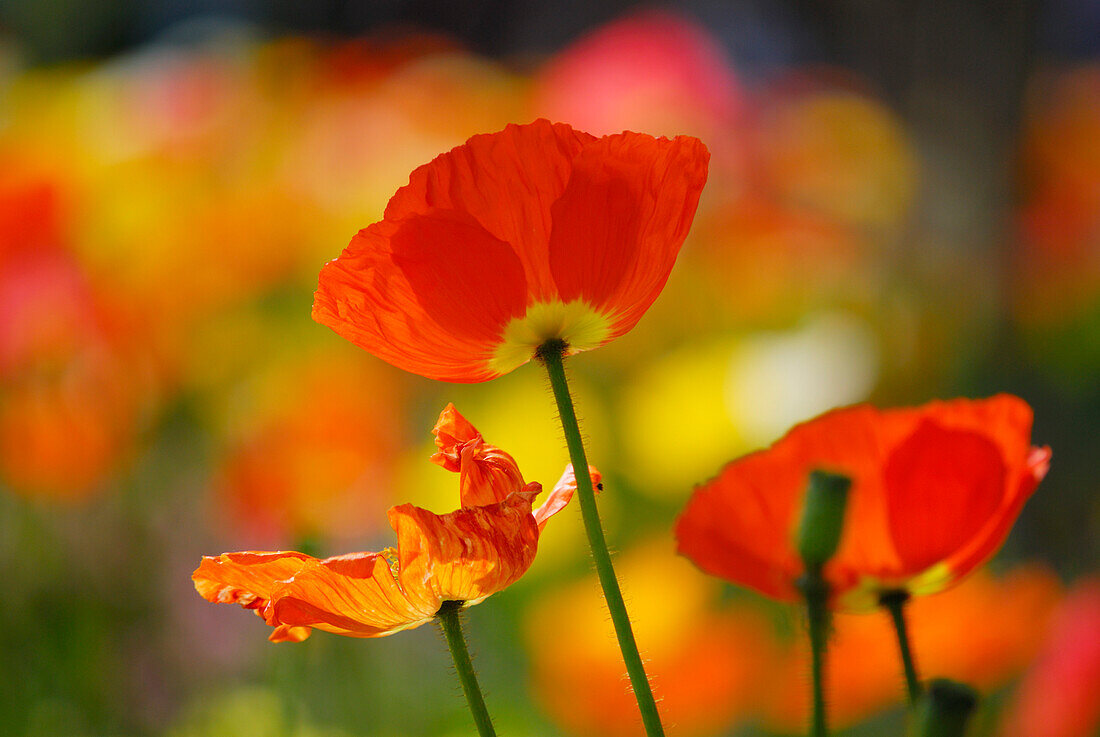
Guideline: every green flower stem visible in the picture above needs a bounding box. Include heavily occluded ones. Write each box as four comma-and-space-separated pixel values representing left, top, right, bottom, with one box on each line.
799, 571, 831, 737
437, 601, 497, 737
538, 341, 666, 737
881, 590, 922, 705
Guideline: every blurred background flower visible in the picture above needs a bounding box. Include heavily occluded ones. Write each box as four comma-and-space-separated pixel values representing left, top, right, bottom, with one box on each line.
0, 1, 1097, 735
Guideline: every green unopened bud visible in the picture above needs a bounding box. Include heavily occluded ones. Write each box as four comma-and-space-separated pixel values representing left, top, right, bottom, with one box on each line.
796, 470, 852, 570
909, 679, 978, 737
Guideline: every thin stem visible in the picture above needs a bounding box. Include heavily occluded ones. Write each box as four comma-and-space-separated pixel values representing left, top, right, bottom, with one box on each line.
437, 601, 497, 737
537, 341, 666, 737
880, 590, 922, 704
800, 572, 830, 737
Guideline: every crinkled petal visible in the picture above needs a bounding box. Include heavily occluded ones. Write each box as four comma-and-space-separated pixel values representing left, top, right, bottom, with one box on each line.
271, 552, 437, 637
193, 550, 437, 641
193, 552, 315, 641
548, 132, 709, 337
386, 119, 596, 302
429, 403, 526, 506
389, 487, 541, 605
313, 208, 528, 382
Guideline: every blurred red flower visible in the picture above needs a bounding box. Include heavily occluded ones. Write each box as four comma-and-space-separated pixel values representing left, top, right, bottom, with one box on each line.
194, 404, 594, 642
1000, 578, 1100, 737
212, 351, 405, 546
676, 395, 1049, 610
0, 170, 151, 499
313, 119, 709, 382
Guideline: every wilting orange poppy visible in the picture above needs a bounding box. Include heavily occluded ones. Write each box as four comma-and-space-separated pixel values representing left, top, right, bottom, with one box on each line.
313, 118, 709, 382
194, 404, 593, 641
675, 395, 1050, 610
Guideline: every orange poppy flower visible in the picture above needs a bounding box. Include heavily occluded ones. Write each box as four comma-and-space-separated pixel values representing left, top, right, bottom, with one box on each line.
675, 394, 1050, 610
194, 404, 593, 642
312, 118, 709, 382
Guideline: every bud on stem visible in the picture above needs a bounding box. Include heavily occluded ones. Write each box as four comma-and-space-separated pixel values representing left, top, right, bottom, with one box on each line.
797, 470, 852, 571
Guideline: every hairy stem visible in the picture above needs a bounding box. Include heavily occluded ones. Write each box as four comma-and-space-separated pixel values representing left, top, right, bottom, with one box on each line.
538, 341, 665, 737
437, 601, 497, 737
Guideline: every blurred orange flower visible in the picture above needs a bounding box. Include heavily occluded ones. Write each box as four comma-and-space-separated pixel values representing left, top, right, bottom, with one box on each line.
313, 118, 709, 382
0, 170, 151, 499
676, 395, 1049, 610
764, 565, 1061, 732
1000, 578, 1100, 737
211, 351, 406, 545
526, 539, 774, 737
194, 404, 592, 642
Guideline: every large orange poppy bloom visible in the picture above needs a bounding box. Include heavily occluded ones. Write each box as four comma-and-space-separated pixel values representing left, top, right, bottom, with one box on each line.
194, 404, 592, 641
675, 395, 1050, 610
312, 119, 709, 382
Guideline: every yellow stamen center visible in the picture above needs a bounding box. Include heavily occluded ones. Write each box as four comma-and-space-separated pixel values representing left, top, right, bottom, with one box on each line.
838, 561, 953, 611
488, 300, 613, 375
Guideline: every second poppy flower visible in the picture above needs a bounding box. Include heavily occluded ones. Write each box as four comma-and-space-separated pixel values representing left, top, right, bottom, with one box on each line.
675, 395, 1050, 610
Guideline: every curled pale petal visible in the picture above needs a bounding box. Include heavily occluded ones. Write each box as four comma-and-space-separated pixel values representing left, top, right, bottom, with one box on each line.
534, 463, 602, 530
193, 551, 316, 638
193, 550, 438, 640
429, 402, 481, 471
429, 403, 525, 506
269, 624, 311, 643
389, 487, 541, 606
271, 552, 437, 638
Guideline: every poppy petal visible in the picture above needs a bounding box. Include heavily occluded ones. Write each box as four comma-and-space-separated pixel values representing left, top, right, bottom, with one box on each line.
430, 403, 526, 506
313, 208, 528, 382
192, 551, 316, 640
675, 449, 806, 602
942, 444, 1050, 584
534, 463, 601, 530
389, 488, 541, 606
271, 552, 437, 637
883, 421, 1008, 573
548, 132, 709, 335
386, 119, 596, 302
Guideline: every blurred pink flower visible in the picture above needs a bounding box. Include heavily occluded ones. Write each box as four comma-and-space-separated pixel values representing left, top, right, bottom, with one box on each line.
531, 10, 744, 173
1000, 579, 1100, 737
